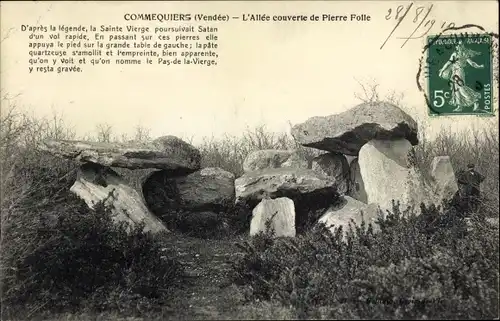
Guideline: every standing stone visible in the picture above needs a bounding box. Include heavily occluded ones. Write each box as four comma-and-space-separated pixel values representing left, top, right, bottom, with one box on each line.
430, 156, 458, 201
143, 167, 235, 214
348, 158, 368, 203
71, 163, 168, 234
311, 153, 350, 195
243, 149, 308, 173
250, 197, 296, 237
358, 139, 415, 212
291, 101, 419, 155
318, 196, 382, 241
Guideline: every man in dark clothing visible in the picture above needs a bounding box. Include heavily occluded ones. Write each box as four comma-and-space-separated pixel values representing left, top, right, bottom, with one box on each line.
457, 163, 485, 213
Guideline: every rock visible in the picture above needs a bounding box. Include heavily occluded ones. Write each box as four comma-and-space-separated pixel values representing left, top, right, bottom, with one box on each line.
152, 135, 201, 170
311, 152, 350, 195
70, 163, 168, 234
358, 139, 427, 213
143, 167, 235, 214
345, 155, 357, 165
250, 197, 296, 237
234, 168, 338, 208
243, 149, 308, 172
318, 196, 382, 240
282, 151, 310, 169
347, 158, 368, 203
291, 101, 419, 155
113, 167, 158, 195
40, 135, 201, 172
430, 156, 458, 201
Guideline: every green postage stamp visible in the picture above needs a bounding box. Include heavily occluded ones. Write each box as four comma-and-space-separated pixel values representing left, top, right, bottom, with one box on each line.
427, 34, 494, 116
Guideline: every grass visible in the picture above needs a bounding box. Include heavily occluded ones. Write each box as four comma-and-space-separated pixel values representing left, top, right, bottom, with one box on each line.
1, 89, 499, 320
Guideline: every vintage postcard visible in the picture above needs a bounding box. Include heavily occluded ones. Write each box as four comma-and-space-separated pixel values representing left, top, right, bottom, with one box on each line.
1, 1, 498, 320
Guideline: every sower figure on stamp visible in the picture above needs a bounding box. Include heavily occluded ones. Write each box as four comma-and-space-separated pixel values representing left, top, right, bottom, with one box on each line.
457, 163, 485, 213
438, 41, 485, 112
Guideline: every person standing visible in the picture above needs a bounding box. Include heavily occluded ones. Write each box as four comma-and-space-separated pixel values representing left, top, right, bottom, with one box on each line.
457, 163, 485, 213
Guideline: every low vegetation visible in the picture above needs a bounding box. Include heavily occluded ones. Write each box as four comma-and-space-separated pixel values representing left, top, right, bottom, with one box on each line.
0, 154, 185, 319
1, 88, 498, 319
231, 200, 499, 319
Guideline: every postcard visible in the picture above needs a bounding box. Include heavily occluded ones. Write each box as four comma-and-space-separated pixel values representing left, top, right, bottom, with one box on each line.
1, 1, 498, 320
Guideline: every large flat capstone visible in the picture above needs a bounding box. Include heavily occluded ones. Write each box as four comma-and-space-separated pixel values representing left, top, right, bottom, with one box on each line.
291, 101, 419, 155
40, 135, 201, 172
235, 168, 338, 208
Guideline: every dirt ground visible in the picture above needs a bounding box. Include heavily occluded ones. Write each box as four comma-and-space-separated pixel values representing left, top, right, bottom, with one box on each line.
29, 234, 295, 321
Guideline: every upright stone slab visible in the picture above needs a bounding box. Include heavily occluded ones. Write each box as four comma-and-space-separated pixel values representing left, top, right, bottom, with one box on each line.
358, 139, 415, 212
71, 163, 168, 234
430, 156, 459, 202
311, 152, 350, 195
250, 197, 296, 237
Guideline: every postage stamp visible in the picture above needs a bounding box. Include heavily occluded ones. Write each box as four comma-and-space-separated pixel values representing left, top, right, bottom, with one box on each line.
425, 33, 494, 116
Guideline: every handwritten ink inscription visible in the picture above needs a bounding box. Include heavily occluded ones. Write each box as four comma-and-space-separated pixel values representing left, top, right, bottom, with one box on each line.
381, 2, 455, 49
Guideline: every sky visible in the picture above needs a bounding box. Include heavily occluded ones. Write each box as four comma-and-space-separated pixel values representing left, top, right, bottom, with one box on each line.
1, 1, 499, 144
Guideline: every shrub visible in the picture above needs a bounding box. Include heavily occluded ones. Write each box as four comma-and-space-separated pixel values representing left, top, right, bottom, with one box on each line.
0, 155, 185, 318
231, 201, 499, 319
197, 125, 321, 177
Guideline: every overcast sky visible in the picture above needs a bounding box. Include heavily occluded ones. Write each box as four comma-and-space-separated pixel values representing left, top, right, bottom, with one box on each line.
1, 1, 498, 143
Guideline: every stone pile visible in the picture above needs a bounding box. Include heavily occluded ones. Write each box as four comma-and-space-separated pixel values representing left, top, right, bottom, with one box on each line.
41, 101, 459, 240
292, 102, 424, 215
248, 101, 458, 239
235, 152, 339, 236
41, 135, 235, 234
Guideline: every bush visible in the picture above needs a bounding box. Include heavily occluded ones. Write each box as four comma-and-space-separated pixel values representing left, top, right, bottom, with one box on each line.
0, 155, 185, 318
231, 201, 499, 319
197, 124, 321, 177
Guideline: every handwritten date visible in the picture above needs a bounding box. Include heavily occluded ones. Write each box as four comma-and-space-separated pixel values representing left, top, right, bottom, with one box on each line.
381, 2, 455, 49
